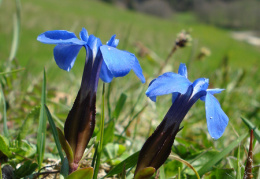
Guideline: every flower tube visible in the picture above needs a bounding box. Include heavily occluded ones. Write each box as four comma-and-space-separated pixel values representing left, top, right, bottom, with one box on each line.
135, 63, 228, 176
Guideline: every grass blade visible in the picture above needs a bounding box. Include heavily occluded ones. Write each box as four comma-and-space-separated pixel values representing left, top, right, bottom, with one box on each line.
236, 143, 241, 179
36, 69, 47, 170
0, 88, 9, 138
0, 68, 25, 75
0, 163, 2, 179
241, 117, 260, 142
169, 155, 200, 179
112, 93, 127, 120
44, 105, 64, 161
105, 151, 140, 178
93, 83, 105, 179
196, 133, 247, 177
159, 165, 165, 179
8, 0, 21, 62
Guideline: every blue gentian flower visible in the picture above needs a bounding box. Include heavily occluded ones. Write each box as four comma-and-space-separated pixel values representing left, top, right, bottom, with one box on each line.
37, 28, 145, 173
135, 63, 228, 176
146, 63, 228, 139
37, 28, 145, 83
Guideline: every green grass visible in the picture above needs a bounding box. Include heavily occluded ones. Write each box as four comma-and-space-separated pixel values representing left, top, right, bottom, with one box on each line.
1, 0, 259, 73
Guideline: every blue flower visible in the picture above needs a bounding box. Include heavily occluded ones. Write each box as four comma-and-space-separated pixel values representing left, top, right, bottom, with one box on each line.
37, 28, 145, 172
37, 28, 145, 83
146, 63, 228, 139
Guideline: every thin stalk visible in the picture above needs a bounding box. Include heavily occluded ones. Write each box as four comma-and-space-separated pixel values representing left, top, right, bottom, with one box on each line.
93, 83, 105, 179
237, 144, 241, 179
157, 44, 178, 75
178, 167, 181, 179
0, 87, 9, 138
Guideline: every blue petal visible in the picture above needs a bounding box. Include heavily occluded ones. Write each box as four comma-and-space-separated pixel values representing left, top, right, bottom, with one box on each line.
107, 35, 119, 48
207, 88, 225, 94
100, 45, 135, 77
100, 62, 114, 83
146, 72, 192, 101
132, 56, 145, 83
37, 30, 86, 45
178, 63, 188, 78
87, 35, 102, 60
205, 92, 229, 139
53, 44, 82, 71
192, 78, 209, 96
201, 88, 225, 101
79, 28, 89, 42
148, 79, 156, 87
150, 96, 157, 102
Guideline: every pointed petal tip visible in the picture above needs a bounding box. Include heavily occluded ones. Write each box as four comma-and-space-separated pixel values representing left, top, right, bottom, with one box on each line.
205, 93, 229, 140
178, 63, 188, 78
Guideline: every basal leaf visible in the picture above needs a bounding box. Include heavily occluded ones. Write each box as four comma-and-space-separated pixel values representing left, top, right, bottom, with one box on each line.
0, 135, 11, 157
45, 105, 64, 161
241, 117, 260, 143
14, 160, 38, 178
36, 69, 47, 170
134, 167, 155, 179
56, 127, 74, 165
66, 167, 93, 179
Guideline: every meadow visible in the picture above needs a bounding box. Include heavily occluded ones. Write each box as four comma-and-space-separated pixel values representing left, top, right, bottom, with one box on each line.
0, 0, 259, 178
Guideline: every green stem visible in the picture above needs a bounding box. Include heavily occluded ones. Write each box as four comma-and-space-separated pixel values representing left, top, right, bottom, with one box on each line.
93, 83, 105, 179
0, 87, 9, 138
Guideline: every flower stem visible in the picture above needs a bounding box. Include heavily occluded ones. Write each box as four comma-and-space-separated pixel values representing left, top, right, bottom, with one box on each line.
93, 83, 105, 179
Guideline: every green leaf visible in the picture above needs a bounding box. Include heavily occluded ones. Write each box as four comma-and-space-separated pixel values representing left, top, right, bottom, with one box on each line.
14, 160, 38, 178
45, 105, 64, 161
103, 119, 115, 146
104, 143, 126, 165
8, 0, 21, 62
112, 93, 127, 119
237, 144, 241, 179
56, 127, 74, 165
241, 117, 260, 143
196, 133, 247, 177
121, 163, 126, 179
210, 168, 235, 178
0, 135, 11, 157
105, 151, 140, 178
60, 157, 69, 178
0, 87, 9, 138
36, 69, 47, 170
134, 167, 156, 179
93, 83, 106, 179
10, 140, 36, 161
0, 68, 25, 75
159, 165, 165, 179
17, 106, 40, 145
0, 163, 2, 179
66, 167, 93, 179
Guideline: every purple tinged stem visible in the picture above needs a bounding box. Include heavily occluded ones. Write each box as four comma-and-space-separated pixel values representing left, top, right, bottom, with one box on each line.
135, 86, 206, 175
64, 47, 103, 173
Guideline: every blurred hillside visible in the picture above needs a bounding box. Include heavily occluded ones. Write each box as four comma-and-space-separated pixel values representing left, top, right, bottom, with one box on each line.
104, 0, 260, 31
